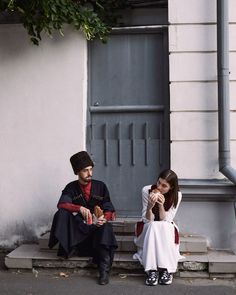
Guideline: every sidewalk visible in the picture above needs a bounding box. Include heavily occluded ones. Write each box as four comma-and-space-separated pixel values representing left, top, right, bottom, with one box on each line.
0, 268, 236, 295
1, 253, 236, 295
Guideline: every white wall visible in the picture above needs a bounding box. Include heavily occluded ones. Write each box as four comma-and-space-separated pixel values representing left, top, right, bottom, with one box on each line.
1, 2, 236, 250
169, 0, 236, 249
0, 24, 87, 247
176, 201, 236, 249
169, 0, 236, 179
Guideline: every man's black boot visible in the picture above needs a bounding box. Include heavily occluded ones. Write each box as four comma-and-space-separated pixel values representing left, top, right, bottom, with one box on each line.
57, 244, 68, 259
98, 248, 111, 285
99, 271, 109, 285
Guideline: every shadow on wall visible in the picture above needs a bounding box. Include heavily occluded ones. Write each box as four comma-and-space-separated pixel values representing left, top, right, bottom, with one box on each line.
0, 24, 75, 59
0, 218, 51, 250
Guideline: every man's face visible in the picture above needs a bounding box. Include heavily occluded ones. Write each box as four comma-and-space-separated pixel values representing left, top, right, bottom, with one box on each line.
78, 166, 93, 184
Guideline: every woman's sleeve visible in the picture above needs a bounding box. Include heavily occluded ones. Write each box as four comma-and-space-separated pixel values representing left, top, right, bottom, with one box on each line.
141, 185, 154, 222
163, 191, 182, 222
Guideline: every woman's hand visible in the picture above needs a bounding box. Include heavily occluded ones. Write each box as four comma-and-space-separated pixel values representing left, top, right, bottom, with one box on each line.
147, 192, 159, 210
156, 193, 165, 206
156, 193, 166, 220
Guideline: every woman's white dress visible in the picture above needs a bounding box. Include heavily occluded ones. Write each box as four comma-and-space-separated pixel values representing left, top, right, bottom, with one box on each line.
133, 185, 184, 273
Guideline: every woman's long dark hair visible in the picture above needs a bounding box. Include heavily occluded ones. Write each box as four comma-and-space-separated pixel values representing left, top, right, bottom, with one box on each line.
158, 169, 179, 208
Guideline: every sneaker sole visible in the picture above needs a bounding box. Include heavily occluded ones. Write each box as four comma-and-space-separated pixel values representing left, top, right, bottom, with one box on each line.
145, 279, 158, 286
158, 279, 173, 285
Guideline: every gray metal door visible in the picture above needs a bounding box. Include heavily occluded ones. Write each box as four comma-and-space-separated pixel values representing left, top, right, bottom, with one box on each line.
87, 27, 169, 216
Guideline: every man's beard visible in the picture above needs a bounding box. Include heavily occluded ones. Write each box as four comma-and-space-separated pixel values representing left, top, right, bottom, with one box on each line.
81, 176, 92, 183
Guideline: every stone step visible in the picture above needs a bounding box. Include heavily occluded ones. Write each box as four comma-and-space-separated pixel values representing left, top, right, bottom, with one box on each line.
111, 218, 139, 234
4, 244, 236, 278
179, 235, 208, 253
5, 244, 142, 270
40, 233, 136, 252
39, 232, 208, 253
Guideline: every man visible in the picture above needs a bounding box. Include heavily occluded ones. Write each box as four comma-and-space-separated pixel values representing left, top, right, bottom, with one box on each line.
48, 151, 117, 285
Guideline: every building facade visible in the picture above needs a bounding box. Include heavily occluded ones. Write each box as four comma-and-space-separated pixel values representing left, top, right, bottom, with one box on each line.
0, 0, 235, 250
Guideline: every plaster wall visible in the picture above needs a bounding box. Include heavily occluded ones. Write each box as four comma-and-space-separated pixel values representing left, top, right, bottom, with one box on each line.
175, 201, 236, 249
169, 0, 236, 249
169, 0, 236, 179
0, 24, 87, 247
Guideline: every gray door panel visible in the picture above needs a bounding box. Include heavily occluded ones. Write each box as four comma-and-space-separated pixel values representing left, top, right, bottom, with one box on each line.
88, 30, 169, 216
90, 34, 165, 106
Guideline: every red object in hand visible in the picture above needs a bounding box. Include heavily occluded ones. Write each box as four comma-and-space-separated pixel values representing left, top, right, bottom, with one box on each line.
87, 214, 93, 225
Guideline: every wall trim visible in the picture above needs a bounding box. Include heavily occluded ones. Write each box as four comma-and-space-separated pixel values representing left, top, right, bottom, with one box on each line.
179, 179, 236, 202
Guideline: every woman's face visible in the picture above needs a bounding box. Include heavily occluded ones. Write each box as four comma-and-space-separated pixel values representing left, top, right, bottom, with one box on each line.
156, 177, 171, 194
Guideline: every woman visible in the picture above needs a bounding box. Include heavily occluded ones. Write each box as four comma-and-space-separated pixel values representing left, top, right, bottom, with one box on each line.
133, 169, 183, 286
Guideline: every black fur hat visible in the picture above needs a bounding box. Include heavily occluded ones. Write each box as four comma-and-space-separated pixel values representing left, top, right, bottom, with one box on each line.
70, 151, 94, 174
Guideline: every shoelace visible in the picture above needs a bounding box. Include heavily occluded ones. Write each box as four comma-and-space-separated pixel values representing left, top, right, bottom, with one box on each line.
148, 271, 158, 281
160, 270, 170, 280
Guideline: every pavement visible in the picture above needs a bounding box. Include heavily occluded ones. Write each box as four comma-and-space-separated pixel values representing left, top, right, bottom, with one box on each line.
1, 253, 236, 295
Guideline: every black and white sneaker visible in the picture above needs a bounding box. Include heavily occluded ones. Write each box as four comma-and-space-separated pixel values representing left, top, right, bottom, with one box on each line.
145, 270, 158, 286
158, 269, 173, 285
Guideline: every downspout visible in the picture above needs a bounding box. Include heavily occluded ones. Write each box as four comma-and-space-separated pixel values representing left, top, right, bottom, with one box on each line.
217, 0, 236, 184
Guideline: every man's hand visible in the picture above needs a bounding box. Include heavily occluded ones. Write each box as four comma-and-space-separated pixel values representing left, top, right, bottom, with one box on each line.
95, 215, 107, 227
79, 206, 92, 224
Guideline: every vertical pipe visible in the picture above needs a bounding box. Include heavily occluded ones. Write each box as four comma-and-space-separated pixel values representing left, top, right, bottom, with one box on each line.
217, 0, 236, 183
217, 0, 230, 168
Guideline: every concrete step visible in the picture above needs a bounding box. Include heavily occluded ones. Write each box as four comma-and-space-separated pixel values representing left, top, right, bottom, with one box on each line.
39, 232, 208, 254
5, 244, 142, 270
179, 235, 208, 253
4, 244, 236, 278
111, 218, 139, 234
40, 233, 136, 252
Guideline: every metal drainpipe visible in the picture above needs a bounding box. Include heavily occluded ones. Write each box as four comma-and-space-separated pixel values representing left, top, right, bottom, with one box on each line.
217, 0, 236, 184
